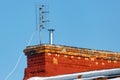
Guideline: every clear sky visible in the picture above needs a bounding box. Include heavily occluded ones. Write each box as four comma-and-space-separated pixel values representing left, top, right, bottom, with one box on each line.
0, 0, 120, 80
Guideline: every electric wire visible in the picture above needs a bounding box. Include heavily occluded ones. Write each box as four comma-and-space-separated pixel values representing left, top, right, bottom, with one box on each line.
4, 1, 39, 80
4, 30, 37, 80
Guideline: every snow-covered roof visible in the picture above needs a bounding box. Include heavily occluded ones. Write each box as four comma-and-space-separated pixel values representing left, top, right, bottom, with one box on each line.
28, 77, 44, 80
28, 77, 120, 80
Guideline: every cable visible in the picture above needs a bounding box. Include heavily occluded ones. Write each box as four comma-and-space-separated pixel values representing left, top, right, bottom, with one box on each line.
4, 0, 40, 79
4, 30, 36, 80
27, 30, 37, 46
5, 52, 23, 80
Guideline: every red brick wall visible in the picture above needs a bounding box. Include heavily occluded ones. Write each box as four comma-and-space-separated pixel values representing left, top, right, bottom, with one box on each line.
24, 52, 120, 80
24, 53, 46, 80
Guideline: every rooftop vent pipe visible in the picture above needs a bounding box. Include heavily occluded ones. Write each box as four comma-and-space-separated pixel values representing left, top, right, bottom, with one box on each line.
48, 29, 55, 45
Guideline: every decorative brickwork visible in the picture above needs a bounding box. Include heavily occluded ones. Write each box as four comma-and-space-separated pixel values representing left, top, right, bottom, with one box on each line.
23, 44, 120, 80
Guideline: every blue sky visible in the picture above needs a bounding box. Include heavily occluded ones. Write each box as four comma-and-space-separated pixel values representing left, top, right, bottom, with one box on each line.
0, 0, 120, 80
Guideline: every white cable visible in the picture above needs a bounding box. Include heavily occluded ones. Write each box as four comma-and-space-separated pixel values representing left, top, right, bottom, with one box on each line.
4, 30, 36, 80
27, 30, 37, 46
5, 52, 23, 80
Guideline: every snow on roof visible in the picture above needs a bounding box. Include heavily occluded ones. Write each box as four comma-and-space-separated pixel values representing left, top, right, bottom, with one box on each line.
28, 77, 44, 80
28, 77, 120, 80
109, 78, 120, 80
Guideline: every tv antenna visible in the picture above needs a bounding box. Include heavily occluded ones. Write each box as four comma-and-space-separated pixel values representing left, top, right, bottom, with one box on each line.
39, 5, 49, 44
